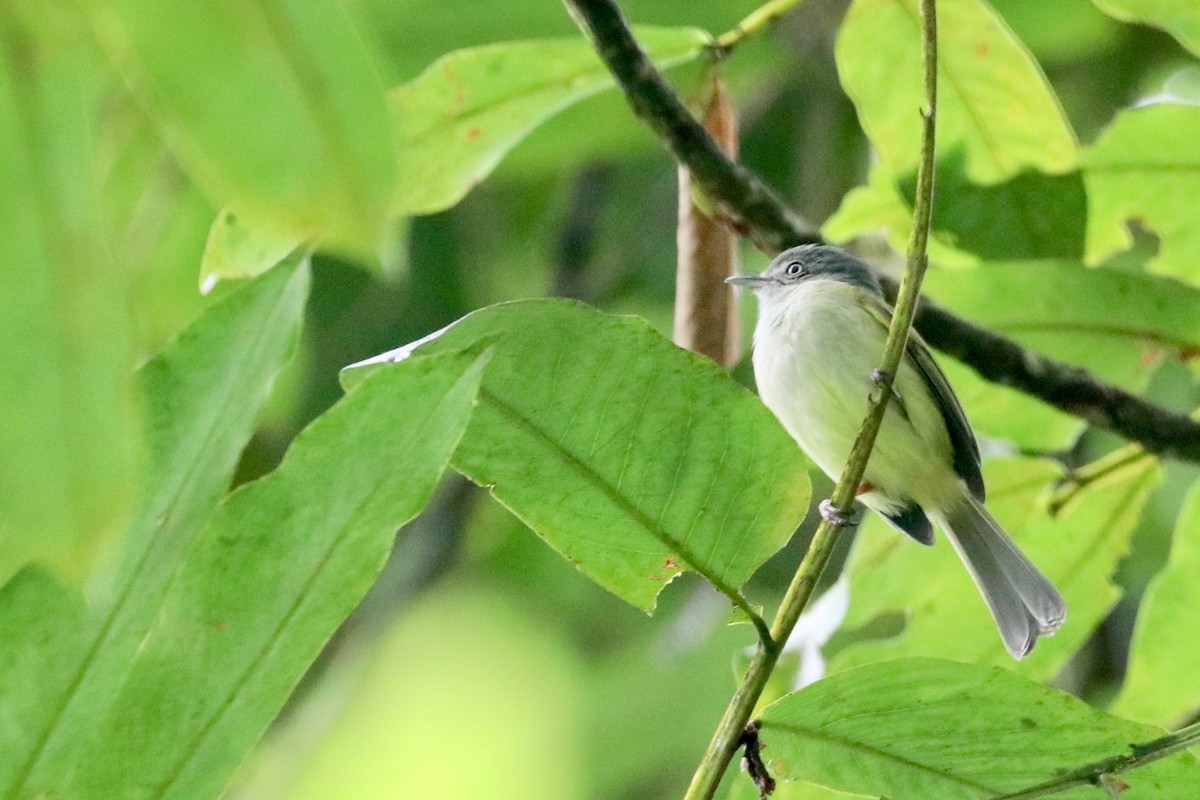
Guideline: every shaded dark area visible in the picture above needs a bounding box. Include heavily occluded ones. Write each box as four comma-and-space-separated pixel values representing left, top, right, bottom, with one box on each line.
898, 151, 1089, 261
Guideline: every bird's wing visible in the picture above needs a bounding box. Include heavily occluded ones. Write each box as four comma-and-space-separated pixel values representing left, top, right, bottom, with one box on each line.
856, 292, 986, 501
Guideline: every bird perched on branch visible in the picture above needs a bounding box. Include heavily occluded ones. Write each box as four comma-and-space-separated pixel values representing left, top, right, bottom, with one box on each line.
729, 244, 1065, 658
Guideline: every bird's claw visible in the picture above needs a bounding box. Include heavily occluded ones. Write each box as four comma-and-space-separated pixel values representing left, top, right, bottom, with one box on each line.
872, 367, 905, 407
819, 499, 855, 527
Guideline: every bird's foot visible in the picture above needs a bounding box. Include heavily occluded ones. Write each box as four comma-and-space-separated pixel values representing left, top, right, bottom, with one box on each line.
871, 367, 904, 407
819, 499, 856, 527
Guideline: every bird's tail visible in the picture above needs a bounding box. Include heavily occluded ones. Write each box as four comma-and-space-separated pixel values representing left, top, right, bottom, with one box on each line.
934, 495, 1066, 659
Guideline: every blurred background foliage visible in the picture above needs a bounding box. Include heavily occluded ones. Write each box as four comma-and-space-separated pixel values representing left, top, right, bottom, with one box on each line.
4, 0, 1200, 798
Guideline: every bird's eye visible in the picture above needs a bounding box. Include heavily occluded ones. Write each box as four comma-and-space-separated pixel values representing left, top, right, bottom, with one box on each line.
784, 262, 804, 277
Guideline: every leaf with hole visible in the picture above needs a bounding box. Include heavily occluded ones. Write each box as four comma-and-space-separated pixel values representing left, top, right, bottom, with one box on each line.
1084, 104, 1200, 284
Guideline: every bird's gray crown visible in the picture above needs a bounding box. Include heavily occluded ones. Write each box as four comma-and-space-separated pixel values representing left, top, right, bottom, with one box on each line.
758, 244, 884, 295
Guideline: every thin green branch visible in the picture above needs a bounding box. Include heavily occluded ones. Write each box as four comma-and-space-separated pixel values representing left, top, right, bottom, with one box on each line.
683, 2, 939, 798
989, 719, 1200, 800
713, 0, 810, 55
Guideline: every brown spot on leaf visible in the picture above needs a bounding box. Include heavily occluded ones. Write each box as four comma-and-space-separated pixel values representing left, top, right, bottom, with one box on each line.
649, 574, 665, 581
466, 126, 482, 140
975, 41, 989, 58
215, 622, 226, 632
663, 557, 679, 570
442, 63, 465, 110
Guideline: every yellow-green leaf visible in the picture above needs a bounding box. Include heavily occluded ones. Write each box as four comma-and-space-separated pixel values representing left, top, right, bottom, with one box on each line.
390, 28, 710, 215
1084, 104, 1200, 283
760, 658, 1200, 799
836, 0, 1077, 185
0, 12, 138, 583
344, 300, 809, 611
90, 0, 396, 254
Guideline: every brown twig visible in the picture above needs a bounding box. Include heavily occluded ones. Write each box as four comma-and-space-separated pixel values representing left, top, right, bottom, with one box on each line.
675, 77, 741, 367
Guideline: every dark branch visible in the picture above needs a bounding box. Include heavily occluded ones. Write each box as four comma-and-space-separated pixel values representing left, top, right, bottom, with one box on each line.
885, 281, 1200, 463
562, 0, 1200, 465
565, 0, 820, 254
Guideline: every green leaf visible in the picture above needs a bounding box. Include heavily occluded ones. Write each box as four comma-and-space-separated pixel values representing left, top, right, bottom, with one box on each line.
0, 257, 310, 796
1092, 0, 1200, 57
389, 27, 710, 215
66, 349, 487, 799
828, 454, 1159, 679
1084, 104, 1200, 283
1112, 480, 1200, 726
198, 209, 304, 294
344, 300, 810, 611
993, 0, 1123, 62
836, 0, 1077, 185
826, 163, 1090, 267
829, 0, 1082, 262
907, 161, 1088, 261
921, 260, 1200, 448
925, 261, 1200, 368
758, 657, 1200, 799
0, 12, 138, 583
90, 0, 396, 254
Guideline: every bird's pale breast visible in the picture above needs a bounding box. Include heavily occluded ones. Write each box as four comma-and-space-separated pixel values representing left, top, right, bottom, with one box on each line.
752, 279, 959, 513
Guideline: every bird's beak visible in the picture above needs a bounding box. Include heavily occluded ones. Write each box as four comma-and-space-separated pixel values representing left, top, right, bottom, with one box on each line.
725, 274, 770, 287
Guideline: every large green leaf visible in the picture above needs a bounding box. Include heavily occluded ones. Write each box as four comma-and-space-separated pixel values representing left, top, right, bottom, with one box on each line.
925, 261, 1200, 364
1091, 0, 1200, 56
836, 0, 1077, 185
344, 300, 810, 611
758, 658, 1200, 799
922, 261, 1200, 449
1084, 104, 1200, 283
389, 27, 710, 215
0, 11, 138, 583
828, 0, 1080, 261
0, 257, 310, 796
1112, 480, 1200, 726
90, 0, 396, 254
66, 349, 486, 799
827, 454, 1159, 679
826, 162, 1091, 267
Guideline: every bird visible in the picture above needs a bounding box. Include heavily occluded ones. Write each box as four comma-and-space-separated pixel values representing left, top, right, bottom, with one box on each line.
728, 243, 1065, 658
